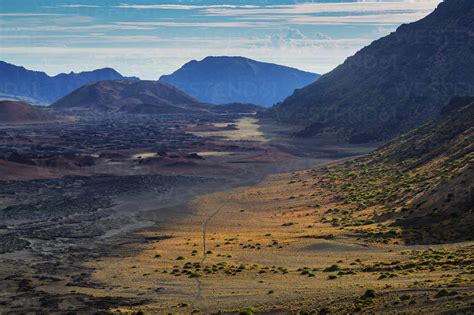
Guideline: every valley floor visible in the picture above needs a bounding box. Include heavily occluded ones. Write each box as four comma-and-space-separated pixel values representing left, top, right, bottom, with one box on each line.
75, 170, 474, 314
1, 115, 471, 314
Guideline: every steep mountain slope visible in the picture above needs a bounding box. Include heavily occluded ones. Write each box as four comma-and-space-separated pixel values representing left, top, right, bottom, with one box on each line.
159, 56, 319, 107
51, 80, 201, 113
0, 61, 138, 105
267, 0, 474, 143
0, 100, 54, 123
295, 96, 473, 244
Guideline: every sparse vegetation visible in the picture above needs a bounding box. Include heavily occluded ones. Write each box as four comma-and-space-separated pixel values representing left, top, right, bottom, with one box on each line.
239, 306, 255, 315
361, 289, 376, 299
323, 264, 340, 272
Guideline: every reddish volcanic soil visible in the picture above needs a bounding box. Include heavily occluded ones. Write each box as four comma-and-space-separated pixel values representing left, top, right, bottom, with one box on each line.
0, 100, 53, 123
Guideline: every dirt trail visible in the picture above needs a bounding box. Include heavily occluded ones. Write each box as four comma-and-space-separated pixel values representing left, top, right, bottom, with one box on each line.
191, 196, 231, 308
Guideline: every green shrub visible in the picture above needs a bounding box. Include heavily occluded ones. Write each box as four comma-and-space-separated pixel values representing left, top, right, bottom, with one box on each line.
239, 306, 255, 315
323, 264, 340, 272
435, 289, 457, 298
361, 289, 376, 299
400, 294, 410, 301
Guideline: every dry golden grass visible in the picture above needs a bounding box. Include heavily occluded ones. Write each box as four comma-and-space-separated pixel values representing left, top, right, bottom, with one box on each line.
45, 168, 474, 314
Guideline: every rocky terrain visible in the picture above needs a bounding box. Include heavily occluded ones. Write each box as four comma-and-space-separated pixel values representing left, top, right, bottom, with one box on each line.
0, 1, 472, 313
0, 104, 377, 313
1, 95, 471, 313
64, 97, 473, 314
267, 0, 474, 143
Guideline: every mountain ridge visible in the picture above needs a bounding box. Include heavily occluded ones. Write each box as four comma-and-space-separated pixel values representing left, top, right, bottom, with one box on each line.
159, 56, 320, 107
266, 0, 474, 143
50, 80, 201, 113
0, 61, 138, 105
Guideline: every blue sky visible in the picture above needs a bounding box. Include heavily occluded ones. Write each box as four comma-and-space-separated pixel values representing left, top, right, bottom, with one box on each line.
0, 0, 441, 79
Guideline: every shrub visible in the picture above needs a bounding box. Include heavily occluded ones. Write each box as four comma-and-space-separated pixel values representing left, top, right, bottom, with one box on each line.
361, 289, 376, 299
435, 289, 449, 298
323, 264, 340, 272
400, 294, 410, 301
239, 306, 255, 315
435, 289, 457, 298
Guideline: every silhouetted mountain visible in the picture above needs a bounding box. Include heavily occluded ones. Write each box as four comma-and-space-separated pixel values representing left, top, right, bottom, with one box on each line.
0, 61, 138, 105
0, 100, 54, 123
159, 56, 319, 107
51, 80, 201, 113
267, 0, 474, 143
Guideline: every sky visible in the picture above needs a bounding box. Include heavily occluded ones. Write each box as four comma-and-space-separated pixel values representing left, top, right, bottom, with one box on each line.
0, 0, 441, 79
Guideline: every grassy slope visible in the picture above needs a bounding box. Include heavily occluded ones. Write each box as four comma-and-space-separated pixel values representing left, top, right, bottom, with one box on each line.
309, 97, 473, 244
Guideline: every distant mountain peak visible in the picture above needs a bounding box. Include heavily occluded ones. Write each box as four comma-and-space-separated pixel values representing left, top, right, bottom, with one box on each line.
0, 61, 139, 105
160, 56, 319, 107
51, 80, 200, 114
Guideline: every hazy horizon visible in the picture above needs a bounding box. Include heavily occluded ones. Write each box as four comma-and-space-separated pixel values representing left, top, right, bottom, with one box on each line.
0, 0, 441, 79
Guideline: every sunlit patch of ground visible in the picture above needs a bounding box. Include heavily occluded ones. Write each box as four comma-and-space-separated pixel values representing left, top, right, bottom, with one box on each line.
189, 117, 267, 142
131, 152, 159, 159
196, 151, 234, 157
75, 169, 474, 314
197, 151, 234, 157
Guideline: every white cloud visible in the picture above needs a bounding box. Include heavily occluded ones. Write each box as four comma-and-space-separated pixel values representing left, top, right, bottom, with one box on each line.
0, 0, 442, 79
59, 5, 100, 8
114, 21, 271, 28
0, 32, 375, 79
2, 24, 156, 32
202, 1, 440, 16
114, 1, 440, 13
0, 13, 63, 17
114, 4, 260, 10
112, 1, 440, 28
242, 12, 432, 25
